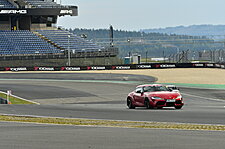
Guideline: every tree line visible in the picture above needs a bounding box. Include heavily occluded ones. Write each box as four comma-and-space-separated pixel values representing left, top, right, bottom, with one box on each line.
68, 28, 224, 58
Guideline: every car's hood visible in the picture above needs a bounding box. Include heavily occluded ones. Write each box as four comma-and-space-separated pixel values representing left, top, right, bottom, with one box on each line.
146, 91, 180, 99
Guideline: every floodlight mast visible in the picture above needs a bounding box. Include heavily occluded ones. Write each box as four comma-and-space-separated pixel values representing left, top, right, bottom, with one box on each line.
67, 34, 71, 66
109, 25, 114, 47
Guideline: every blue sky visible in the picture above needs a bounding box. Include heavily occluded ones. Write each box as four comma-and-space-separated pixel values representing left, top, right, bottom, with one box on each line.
57, 0, 225, 31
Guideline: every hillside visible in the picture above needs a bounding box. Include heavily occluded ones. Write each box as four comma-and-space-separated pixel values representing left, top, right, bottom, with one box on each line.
69, 28, 223, 58
141, 25, 225, 38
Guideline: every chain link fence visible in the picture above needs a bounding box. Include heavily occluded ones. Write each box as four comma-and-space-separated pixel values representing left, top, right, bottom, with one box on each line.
168, 49, 225, 63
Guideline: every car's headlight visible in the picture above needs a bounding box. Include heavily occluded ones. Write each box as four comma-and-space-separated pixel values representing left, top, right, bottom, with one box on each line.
151, 96, 164, 100
175, 95, 182, 100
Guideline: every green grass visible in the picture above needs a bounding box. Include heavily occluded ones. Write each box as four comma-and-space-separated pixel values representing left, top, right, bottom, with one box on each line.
0, 92, 34, 104
0, 115, 225, 131
163, 83, 225, 90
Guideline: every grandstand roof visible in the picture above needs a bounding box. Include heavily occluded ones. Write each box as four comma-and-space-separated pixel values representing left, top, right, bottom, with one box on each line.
0, 0, 77, 16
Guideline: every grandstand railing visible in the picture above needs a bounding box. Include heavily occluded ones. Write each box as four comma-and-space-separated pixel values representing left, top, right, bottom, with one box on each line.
0, 46, 119, 61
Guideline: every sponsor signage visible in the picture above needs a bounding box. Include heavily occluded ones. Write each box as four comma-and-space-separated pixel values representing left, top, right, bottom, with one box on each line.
155, 64, 176, 68
2, 63, 225, 72
34, 67, 54, 71
160, 64, 176, 68
155, 64, 160, 68
5, 67, 27, 71
26, 8, 77, 16
87, 66, 106, 70
137, 65, 152, 69
60, 10, 73, 15
112, 66, 131, 70
215, 64, 221, 68
193, 64, 204, 67
205, 64, 214, 67
0, 7, 77, 16
0, 10, 27, 14
61, 67, 81, 71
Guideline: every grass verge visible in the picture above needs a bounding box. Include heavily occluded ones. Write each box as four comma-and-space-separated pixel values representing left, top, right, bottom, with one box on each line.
163, 83, 225, 90
0, 92, 36, 104
0, 115, 225, 131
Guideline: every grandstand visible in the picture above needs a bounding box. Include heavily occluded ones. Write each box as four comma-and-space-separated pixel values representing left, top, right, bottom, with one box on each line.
0, 30, 61, 55
0, 0, 118, 62
36, 30, 104, 52
0, 0, 15, 8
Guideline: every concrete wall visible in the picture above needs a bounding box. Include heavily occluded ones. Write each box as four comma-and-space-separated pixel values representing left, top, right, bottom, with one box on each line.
0, 20, 10, 30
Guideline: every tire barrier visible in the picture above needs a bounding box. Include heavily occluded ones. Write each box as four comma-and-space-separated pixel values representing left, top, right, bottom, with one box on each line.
1, 63, 225, 72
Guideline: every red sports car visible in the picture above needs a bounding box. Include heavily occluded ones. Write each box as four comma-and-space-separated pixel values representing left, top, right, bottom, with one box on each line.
127, 84, 184, 109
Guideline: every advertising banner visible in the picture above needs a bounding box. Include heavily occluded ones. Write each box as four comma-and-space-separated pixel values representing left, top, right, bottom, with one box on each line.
0, 63, 224, 72
205, 64, 214, 67
34, 67, 55, 71
0, 7, 78, 16
193, 64, 204, 67
61, 67, 81, 71
137, 65, 152, 69
5, 67, 27, 71
112, 66, 131, 70
87, 66, 106, 70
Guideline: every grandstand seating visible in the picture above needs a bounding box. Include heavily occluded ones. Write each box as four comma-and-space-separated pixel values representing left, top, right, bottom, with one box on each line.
0, 30, 104, 56
0, 0, 16, 8
36, 30, 104, 52
0, 30, 63, 55
23, 0, 62, 8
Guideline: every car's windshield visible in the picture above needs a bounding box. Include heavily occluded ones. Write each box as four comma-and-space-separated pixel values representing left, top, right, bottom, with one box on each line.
144, 86, 170, 92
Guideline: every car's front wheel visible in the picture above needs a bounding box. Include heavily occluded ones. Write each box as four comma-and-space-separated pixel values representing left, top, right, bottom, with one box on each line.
127, 98, 135, 109
144, 99, 153, 109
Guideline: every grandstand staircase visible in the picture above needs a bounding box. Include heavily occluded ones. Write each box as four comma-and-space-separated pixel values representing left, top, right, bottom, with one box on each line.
33, 31, 65, 51
14, 0, 30, 8
7, 0, 19, 8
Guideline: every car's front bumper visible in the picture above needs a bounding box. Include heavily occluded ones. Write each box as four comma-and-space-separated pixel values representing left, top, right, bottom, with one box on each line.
151, 99, 184, 108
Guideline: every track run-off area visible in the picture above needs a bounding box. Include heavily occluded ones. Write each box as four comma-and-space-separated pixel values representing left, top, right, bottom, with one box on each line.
0, 68, 225, 149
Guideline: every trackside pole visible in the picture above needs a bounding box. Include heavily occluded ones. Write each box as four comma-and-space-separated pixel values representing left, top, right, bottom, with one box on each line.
7, 90, 12, 104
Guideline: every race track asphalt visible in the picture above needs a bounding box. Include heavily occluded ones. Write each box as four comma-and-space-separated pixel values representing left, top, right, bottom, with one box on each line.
1, 122, 225, 149
0, 72, 225, 149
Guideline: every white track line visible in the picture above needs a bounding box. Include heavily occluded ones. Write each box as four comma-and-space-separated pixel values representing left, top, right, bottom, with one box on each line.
182, 93, 225, 102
